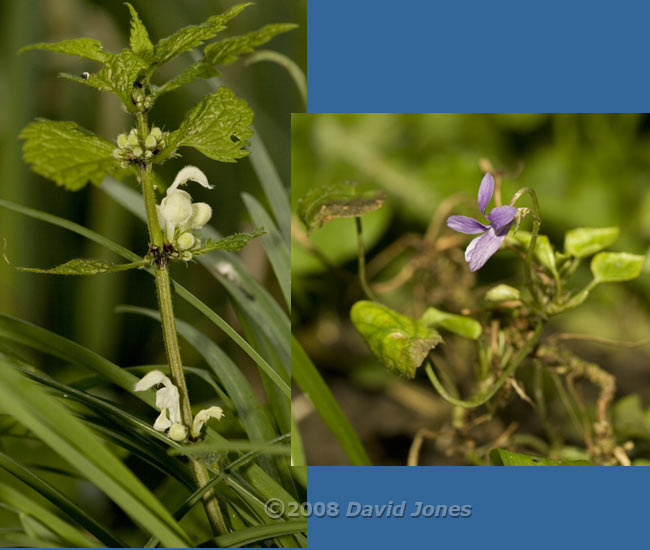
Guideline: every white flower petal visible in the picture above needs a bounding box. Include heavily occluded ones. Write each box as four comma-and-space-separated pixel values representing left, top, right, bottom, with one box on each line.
134, 370, 172, 391
191, 406, 224, 437
169, 165, 212, 193
156, 385, 180, 412
153, 409, 172, 432
160, 193, 193, 224
188, 203, 212, 229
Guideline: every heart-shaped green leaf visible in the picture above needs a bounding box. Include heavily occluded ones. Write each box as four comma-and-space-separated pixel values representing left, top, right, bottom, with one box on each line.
490, 448, 593, 466
298, 181, 386, 233
564, 226, 619, 258
419, 307, 482, 340
591, 252, 644, 282
350, 300, 441, 379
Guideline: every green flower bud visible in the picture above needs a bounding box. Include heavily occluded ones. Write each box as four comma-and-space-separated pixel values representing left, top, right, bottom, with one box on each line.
145, 134, 157, 149
177, 232, 195, 251
168, 423, 187, 442
117, 133, 128, 148
145, 150, 153, 160
132, 146, 143, 157
485, 284, 521, 302
127, 131, 139, 147
112, 148, 122, 159
150, 127, 163, 140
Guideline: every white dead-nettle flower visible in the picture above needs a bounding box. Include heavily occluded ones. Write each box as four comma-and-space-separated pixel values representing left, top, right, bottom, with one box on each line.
157, 166, 213, 254
191, 406, 224, 438
134, 370, 186, 440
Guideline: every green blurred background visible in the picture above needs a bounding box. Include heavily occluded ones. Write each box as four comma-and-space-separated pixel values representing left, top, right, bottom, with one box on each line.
0, 0, 303, 535
292, 113, 650, 465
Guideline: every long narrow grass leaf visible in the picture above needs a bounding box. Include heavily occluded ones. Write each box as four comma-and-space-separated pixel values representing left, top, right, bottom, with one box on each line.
292, 335, 371, 465
0, 360, 191, 547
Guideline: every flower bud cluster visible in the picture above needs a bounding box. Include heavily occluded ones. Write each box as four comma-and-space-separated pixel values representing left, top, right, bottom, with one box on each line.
113, 126, 166, 166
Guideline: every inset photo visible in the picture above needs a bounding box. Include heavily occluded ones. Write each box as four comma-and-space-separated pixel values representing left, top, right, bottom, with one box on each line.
291, 113, 650, 466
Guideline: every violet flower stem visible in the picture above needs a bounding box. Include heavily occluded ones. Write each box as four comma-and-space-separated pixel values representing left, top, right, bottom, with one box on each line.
355, 217, 378, 302
510, 187, 544, 309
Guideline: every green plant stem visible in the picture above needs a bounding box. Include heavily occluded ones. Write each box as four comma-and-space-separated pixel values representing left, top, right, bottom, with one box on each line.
425, 321, 543, 408
355, 217, 378, 301
137, 113, 227, 536
510, 187, 543, 309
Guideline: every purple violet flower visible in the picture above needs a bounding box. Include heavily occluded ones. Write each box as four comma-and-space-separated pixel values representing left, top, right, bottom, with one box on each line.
446, 173, 517, 272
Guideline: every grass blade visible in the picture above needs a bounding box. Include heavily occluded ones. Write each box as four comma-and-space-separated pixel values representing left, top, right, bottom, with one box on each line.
0, 483, 98, 548
0, 358, 191, 547
242, 192, 290, 308
292, 335, 372, 466
0, 452, 126, 548
206, 520, 307, 548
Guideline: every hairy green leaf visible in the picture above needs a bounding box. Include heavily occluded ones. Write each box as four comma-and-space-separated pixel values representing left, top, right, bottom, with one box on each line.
20, 119, 126, 190
9, 258, 148, 276
92, 49, 149, 110
420, 307, 482, 340
125, 2, 153, 60
591, 251, 644, 282
350, 300, 442, 379
20, 38, 108, 63
155, 62, 219, 97
298, 181, 386, 233
565, 226, 619, 258
153, 3, 251, 66
490, 448, 593, 466
192, 228, 265, 256
165, 87, 253, 162
203, 23, 298, 66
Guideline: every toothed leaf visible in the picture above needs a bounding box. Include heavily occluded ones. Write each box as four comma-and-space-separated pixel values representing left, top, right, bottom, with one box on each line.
155, 62, 219, 97
20, 119, 126, 191
153, 3, 251, 66
20, 38, 108, 63
164, 87, 253, 162
9, 258, 149, 276
192, 228, 265, 256
125, 2, 153, 60
203, 23, 298, 66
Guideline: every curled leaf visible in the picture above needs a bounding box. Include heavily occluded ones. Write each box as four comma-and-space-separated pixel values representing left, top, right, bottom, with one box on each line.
564, 227, 619, 258
298, 181, 386, 233
591, 252, 644, 282
350, 300, 441, 379
420, 307, 482, 340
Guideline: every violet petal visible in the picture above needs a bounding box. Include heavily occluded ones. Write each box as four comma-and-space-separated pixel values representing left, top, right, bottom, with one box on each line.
487, 205, 517, 232
465, 227, 507, 272
446, 215, 488, 235
477, 173, 494, 215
